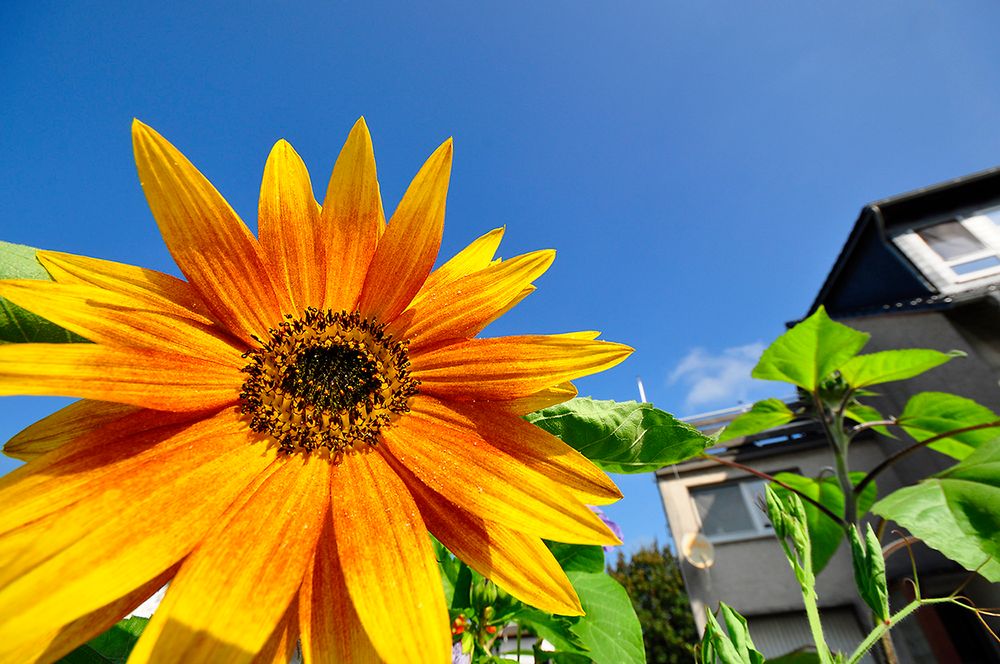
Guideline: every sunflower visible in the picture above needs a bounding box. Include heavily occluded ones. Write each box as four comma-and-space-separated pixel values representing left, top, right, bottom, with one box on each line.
0, 119, 629, 663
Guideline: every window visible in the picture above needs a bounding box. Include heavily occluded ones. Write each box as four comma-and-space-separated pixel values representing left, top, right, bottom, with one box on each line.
690, 478, 772, 542
911, 205, 1000, 283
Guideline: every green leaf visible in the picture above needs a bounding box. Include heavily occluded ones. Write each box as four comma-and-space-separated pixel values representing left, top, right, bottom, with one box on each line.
872, 439, 1000, 583
432, 537, 459, 606
752, 306, 869, 392
0, 240, 88, 344
766, 649, 822, 664
518, 608, 589, 654
717, 398, 794, 443
547, 541, 605, 574
718, 603, 765, 664
771, 472, 877, 575
849, 524, 889, 622
838, 349, 961, 388
566, 570, 645, 664
897, 392, 1000, 460
525, 398, 711, 474
59, 617, 148, 663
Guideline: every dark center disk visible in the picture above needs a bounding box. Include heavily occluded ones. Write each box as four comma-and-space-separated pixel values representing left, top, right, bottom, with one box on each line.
282, 345, 382, 411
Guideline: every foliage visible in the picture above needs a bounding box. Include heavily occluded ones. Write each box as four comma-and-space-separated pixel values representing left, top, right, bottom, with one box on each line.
0, 241, 87, 343
609, 543, 698, 664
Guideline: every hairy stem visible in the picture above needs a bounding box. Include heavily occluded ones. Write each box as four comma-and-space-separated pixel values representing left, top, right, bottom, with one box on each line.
847, 598, 953, 664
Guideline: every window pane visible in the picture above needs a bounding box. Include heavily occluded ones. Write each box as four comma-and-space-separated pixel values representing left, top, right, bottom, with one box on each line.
918, 221, 984, 261
692, 484, 754, 537
952, 255, 1000, 275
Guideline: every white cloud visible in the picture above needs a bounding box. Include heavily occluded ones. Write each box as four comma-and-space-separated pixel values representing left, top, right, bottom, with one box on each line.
668, 342, 774, 412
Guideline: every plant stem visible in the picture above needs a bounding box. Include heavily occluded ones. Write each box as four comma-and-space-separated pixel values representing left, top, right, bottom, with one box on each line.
698, 453, 848, 528
812, 392, 856, 529
854, 419, 1000, 497
801, 578, 834, 664
847, 597, 952, 664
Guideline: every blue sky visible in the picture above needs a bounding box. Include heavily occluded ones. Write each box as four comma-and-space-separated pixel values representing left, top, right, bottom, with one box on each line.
3, 1, 1000, 555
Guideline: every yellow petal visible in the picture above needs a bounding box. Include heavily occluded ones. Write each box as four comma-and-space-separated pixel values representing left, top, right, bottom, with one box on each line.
0, 280, 243, 367
132, 120, 290, 343
357, 138, 452, 323
0, 567, 174, 664
319, 118, 387, 312
330, 449, 450, 664
0, 410, 278, 652
400, 249, 555, 351
414, 226, 504, 298
300, 519, 381, 664
503, 381, 578, 415
259, 140, 322, 312
0, 343, 242, 411
38, 250, 216, 326
129, 453, 329, 663
411, 335, 632, 401
380, 399, 619, 546
251, 601, 300, 664
399, 464, 583, 615
448, 400, 622, 505
3, 399, 138, 461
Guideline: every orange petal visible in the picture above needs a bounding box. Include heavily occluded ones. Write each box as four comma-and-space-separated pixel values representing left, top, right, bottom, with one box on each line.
357, 138, 452, 323
251, 600, 300, 664
132, 120, 289, 343
38, 250, 217, 326
414, 226, 504, 298
3, 399, 138, 461
447, 400, 622, 506
329, 449, 450, 663
129, 452, 329, 663
503, 381, 578, 415
258, 139, 321, 312
400, 250, 555, 351
300, 519, 382, 664
0, 410, 278, 651
0, 343, 242, 411
0, 567, 175, 664
397, 462, 582, 615
0, 280, 243, 367
411, 335, 632, 401
380, 399, 619, 545
319, 118, 387, 312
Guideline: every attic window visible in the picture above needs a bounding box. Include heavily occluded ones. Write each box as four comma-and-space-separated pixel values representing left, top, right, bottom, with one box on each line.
690, 478, 773, 543
915, 216, 1000, 281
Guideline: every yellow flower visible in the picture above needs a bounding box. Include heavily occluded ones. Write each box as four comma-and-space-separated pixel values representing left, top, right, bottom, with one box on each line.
0, 119, 629, 663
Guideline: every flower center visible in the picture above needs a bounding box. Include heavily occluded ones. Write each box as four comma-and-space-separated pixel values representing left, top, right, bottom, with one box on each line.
239, 308, 418, 453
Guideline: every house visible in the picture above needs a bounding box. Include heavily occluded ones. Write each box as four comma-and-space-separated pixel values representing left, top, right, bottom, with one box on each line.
656, 168, 1000, 663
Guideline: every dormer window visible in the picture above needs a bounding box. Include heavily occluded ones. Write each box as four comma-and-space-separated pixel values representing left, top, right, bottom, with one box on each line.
893, 204, 1000, 292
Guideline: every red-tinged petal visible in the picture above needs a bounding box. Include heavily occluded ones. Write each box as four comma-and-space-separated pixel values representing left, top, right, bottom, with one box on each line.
259, 139, 321, 312
38, 250, 217, 326
379, 399, 619, 545
0, 343, 242, 411
446, 400, 622, 506
329, 449, 450, 664
0, 410, 279, 652
132, 120, 290, 343
3, 400, 138, 461
399, 250, 555, 352
394, 460, 583, 615
502, 381, 578, 415
319, 118, 386, 312
411, 335, 632, 401
357, 138, 452, 323
0, 280, 243, 367
414, 226, 504, 298
129, 453, 329, 664
0, 567, 175, 664
300, 519, 381, 664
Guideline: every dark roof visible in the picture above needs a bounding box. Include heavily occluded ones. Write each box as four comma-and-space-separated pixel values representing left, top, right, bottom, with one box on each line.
810, 166, 1000, 318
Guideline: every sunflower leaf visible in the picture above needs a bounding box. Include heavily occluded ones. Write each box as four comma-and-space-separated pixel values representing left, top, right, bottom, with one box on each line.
0, 240, 88, 344
717, 398, 795, 443
547, 541, 606, 573
58, 616, 148, 664
838, 348, 961, 388
896, 392, 1000, 460
526, 398, 711, 473
565, 570, 645, 664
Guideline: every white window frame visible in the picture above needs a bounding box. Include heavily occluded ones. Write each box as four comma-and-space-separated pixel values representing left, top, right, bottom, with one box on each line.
688, 477, 774, 544
896, 204, 1000, 291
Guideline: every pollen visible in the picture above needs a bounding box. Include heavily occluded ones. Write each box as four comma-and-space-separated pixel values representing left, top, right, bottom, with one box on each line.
239, 308, 419, 453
